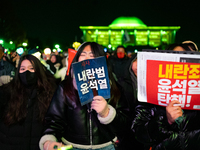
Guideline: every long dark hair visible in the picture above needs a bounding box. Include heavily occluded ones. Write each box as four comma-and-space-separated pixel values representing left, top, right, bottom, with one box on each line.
4, 54, 56, 125
64, 42, 121, 107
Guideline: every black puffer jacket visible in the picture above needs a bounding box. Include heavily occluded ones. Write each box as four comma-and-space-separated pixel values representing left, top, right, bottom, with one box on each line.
132, 103, 200, 150
42, 80, 131, 146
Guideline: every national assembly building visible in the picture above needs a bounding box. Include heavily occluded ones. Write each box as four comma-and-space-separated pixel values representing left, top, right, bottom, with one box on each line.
79, 16, 180, 51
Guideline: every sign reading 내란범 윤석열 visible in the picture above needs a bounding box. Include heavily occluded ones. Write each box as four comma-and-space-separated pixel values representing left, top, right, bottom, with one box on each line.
72, 56, 110, 106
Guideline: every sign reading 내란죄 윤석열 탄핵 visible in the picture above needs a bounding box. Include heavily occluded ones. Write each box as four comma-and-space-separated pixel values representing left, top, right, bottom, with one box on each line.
137, 50, 200, 110
145, 60, 200, 110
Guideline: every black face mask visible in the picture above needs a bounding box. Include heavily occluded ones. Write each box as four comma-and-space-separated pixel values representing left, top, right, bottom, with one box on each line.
19, 70, 37, 87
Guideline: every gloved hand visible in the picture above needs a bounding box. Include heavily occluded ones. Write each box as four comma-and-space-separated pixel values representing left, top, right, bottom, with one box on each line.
91, 95, 109, 118
0, 75, 13, 86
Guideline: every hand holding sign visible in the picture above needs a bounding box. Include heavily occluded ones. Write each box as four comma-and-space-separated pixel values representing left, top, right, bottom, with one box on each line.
166, 100, 183, 125
91, 95, 109, 118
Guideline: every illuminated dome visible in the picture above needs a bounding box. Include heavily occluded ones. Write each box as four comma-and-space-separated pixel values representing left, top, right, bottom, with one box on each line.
109, 16, 147, 27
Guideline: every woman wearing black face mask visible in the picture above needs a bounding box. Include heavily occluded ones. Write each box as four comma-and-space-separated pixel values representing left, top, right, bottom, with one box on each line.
0, 54, 57, 150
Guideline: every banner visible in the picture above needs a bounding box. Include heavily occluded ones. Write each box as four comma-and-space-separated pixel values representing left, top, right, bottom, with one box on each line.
137, 51, 200, 110
72, 56, 110, 106
146, 60, 200, 110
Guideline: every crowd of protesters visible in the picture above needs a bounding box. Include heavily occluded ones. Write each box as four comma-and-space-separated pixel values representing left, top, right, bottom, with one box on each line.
0, 40, 199, 150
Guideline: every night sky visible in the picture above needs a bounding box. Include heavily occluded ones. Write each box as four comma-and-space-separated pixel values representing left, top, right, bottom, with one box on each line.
4, 0, 200, 49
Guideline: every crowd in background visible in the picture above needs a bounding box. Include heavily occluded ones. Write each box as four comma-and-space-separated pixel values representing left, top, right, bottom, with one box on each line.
0, 40, 199, 86
0, 40, 199, 150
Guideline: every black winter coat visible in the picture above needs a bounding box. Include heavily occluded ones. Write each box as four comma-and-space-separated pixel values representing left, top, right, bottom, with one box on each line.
0, 89, 43, 150
42, 80, 131, 146
132, 103, 200, 150
0, 58, 16, 78
108, 56, 129, 83
115, 54, 145, 150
